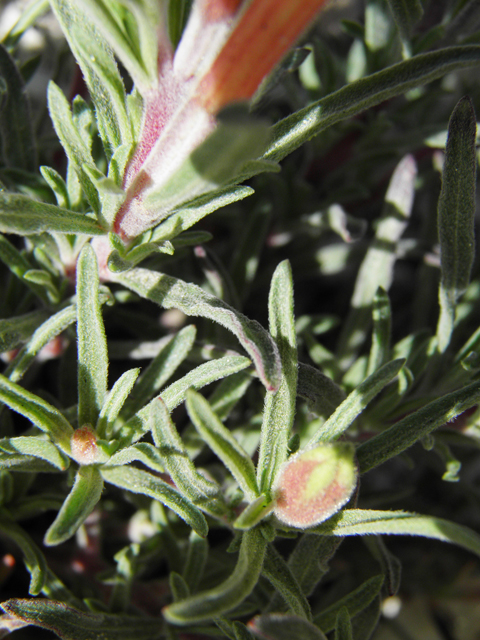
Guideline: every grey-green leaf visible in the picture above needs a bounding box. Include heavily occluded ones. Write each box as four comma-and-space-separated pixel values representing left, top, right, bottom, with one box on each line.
313, 575, 384, 633
96, 368, 141, 439
0, 511, 47, 595
1, 599, 164, 640
77, 244, 109, 427
116, 267, 280, 391
0, 374, 73, 450
262, 544, 312, 620
123, 325, 196, 419
0, 193, 104, 236
308, 359, 405, 445
44, 465, 104, 546
265, 46, 480, 163
257, 261, 298, 494
101, 465, 208, 538
356, 378, 480, 473
0, 43, 37, 171
186, 389, 258, 500
0, 437, 69, 470
312, 509, 480, 560
163, 528, 267, 624
249, 614, 328, 640
436, 96, 477, 352
118, 355, 251, 446
151, 398, 225, 515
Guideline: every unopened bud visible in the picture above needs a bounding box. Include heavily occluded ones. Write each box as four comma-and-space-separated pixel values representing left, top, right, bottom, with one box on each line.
71, 425, 98, 465
273, 442, 357, 528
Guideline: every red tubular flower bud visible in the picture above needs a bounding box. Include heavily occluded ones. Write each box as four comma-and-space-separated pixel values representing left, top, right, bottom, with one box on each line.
198, 0, 330, 113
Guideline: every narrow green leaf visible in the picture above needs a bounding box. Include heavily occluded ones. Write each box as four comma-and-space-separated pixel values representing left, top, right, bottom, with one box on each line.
0, 234, 48, 302
366, 288, 392, 376
163, 528, 266, 624
0, 452, 61, 473
40, 166, 69, 208
49, 0, 132, 156
151, 398, 225, 515
101, 465, 208, 538
77, 245, 109, 427
356, 378, 480, 473
73, 0, 160, 90
436, 96, 477, 352
285, 534, 342, 598
0, 193, 104, 236
44, 466, 104, 546
96, 368, 141, 439
0, 43, 37, 171
234, 494, 275, 530
313, 575, 384, 633
118, 355, 251, 445
262, 544, 312, 620
116, 267, 280, 391
0, 511, 47, 595
5, 305, 75, 383
0, 374, 73, 450
257, 261, 298, 494
182, 531, 208, 594
170, 572, 190, 602
363, 537, 401, 596
334, 608, 353, 640
0, 310, 49, 353
104, 442, 164, 472
2, 0, 50, 47
386, 0, 423, 39
313, 509, 480, 560
337, 156, 416, 367
297, 362, 346, 419
308, 359, 405, 445
151, 185, 254, 245
168, 0, 192, 48
0, 437, 69, 470
1, 599, 165, 640
248, 614, 327, 640
47, 82, 101, 214
186, 389, 258, 500
265, 46, 480, 163
208, 369, 252, 420
123, 325, 196, 418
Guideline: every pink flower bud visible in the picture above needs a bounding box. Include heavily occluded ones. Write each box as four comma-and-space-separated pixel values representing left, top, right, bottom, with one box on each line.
273, 442, 357, 528
71, 425, 98, 465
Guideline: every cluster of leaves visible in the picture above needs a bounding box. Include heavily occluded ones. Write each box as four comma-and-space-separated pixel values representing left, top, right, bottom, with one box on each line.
0, 0, 480, 639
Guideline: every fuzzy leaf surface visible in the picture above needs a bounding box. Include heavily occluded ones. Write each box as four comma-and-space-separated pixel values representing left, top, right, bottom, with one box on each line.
0, 194, 104, 236
77, 245, 108, 427
265, 46, 480, 163
44, 465, 104, 546
0, 375, 73, 450
262, 544, 312, 620
437, 96, 477, 351
186, 389, 258, 500
118, 355, 251, 445
0, 43, 37, 171
313, 575, 384, 632
0, 437, 69, 470
163, 528, 266, 624
309, 359, 405, 445
0, 511, 47, 595
151, 398, 225, 515
356, 378, 480, 472
249, 614, 327, 640
96, 368, 140, 439
0, 599, 164, 640
312, 509, 480, 559
116, 268, 280, 391
101, 465, 208, 538
257, 261, 298, 493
